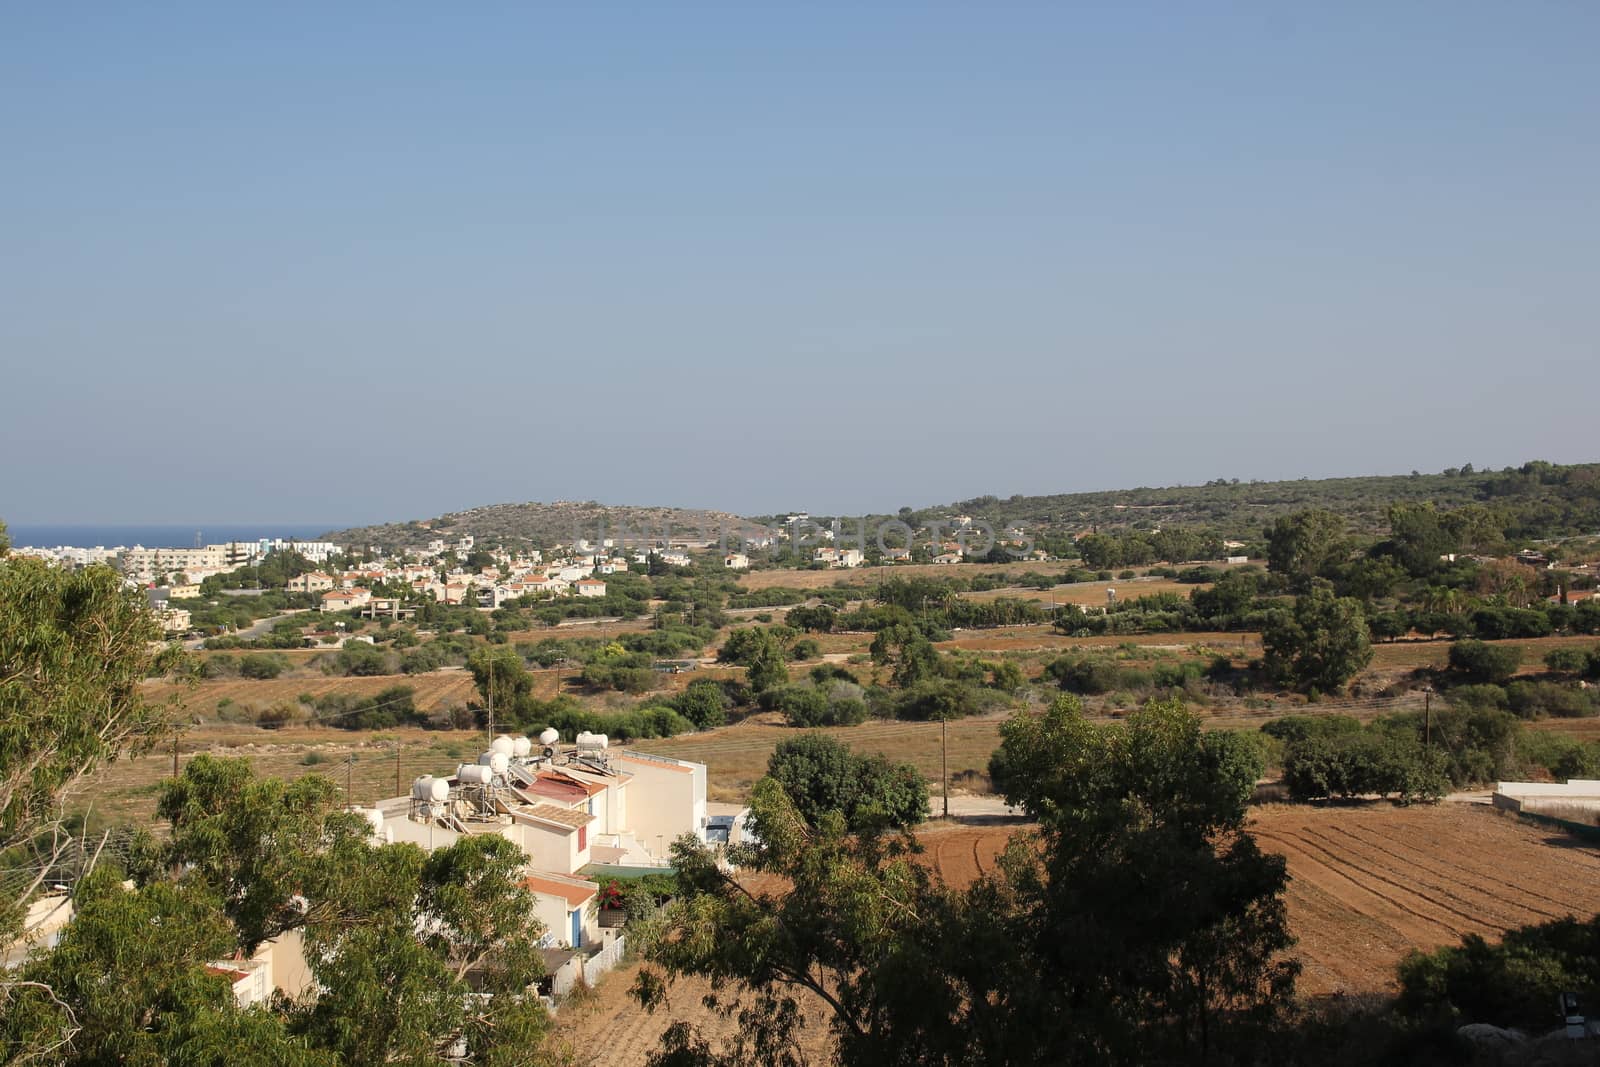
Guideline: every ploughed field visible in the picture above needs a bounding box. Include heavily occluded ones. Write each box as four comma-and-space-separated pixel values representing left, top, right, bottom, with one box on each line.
910, 804, 1600, 998
553, 963, 837, 1067
557, 803, 1600, 1063
1252, 803, 1600, 995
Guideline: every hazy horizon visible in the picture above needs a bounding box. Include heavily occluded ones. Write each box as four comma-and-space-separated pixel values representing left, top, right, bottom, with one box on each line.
6, 451, 1596, 532
4, 4, 1597, 523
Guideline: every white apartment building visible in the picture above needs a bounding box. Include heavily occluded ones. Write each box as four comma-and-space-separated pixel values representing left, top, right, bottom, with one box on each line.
120, 545, 229, 582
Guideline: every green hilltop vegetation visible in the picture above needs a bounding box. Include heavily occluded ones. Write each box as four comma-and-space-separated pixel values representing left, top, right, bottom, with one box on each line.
326, 500, 761, 552
330, 461, 1600, 552
863, 459, 1600, 542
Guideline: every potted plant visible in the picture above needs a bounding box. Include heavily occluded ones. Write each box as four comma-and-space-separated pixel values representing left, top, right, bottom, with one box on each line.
597, 880, 626, 927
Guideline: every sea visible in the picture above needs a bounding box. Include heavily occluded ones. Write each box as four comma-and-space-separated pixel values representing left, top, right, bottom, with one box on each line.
6, 523, 343, 550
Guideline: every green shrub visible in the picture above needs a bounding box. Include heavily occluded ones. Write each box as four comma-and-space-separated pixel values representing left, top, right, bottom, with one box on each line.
767, 733, 927, 832
1397, 915, 1600, 1030
1260, 714, 1362, 746
762, 684, 869, 728
198, 655, 239, 679
526, 702, 694, 742
1544, 647, 1591, 673
313, 685, 420, 729
1444, 684, 1508, 711
1517, 731, 1600, 780
334, 643, 395, 677
401, 644, 447, 674
1281, 730, 1447, 803
1151, 661, 1205, 688
672, 679, 730, 730
1506, 680, 1598, 719
1043, 654, 1122, 695
1447, 640, 1522, 684
238, 652, 289, 680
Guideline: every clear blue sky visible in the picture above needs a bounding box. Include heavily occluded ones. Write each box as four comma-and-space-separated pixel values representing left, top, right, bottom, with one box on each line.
3, 2, 1596, 525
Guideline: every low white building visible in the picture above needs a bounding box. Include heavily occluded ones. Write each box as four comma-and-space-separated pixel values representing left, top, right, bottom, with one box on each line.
1493, 779, 1600, 818
523, 872, 602, 951
613, 751, 708, 861
362, 737, 708, 946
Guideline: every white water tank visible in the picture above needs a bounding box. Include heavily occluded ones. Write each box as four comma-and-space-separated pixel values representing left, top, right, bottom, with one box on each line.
511, 735, 533, 759
361, 807, 385, 837
490, 734, 516, 756
428, 777, 449, 803
474, 751, 511, 777
538, 728, 560, 747
457, 763, 493, 785
412, 775, 437, 800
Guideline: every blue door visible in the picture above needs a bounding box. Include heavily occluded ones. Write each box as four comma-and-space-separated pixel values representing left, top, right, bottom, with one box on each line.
570, 908, 582, 948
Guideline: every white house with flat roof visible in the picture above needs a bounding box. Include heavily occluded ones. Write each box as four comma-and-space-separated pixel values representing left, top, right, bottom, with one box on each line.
360, 735, 706, 948
613, 751, 708, 861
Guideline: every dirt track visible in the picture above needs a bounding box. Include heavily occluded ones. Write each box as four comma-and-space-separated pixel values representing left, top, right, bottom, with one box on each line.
918, 820, 1021, 887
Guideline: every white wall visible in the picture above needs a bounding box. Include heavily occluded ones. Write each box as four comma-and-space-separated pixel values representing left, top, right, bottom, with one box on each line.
264, 929, 315, 1000
511, 818, 583, 874
617, 755, 705, 859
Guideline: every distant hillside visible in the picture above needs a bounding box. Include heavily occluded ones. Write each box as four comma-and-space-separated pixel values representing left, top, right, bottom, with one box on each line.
910, 462, 1600, 540
332, 462, 1600, 552
749, 461, 1599, 543
325, 501, 762, 551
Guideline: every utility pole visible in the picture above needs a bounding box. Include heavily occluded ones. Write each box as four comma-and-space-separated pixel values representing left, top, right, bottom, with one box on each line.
394, 743, 402, 796
940, 715, 949, 818
1423, 686, 1434, 750
345, 756, 355, 808
487, 664, 494, 744
172, 735, 179, 778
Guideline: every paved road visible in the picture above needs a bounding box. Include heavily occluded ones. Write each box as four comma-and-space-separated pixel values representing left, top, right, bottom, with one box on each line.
927, 794, 1027, 820
183, 609, 308, 649
236, 609, 308, 639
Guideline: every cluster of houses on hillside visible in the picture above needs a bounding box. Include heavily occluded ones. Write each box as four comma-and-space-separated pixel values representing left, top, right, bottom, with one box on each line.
300, 545, 624, 613
13, 538, 345, 584
7, 734, 718, 1010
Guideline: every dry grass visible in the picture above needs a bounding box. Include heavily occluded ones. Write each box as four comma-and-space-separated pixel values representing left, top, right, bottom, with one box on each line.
937, 624, 1256, 656
147, 671, 479, 719
733, 559, 1091, 592
1368, 633, 1600, 673
71, 725, 495, 829
959, 577, 1202, 606
148, 661, 754, 722
630, 716, 1010, 804
1528, 717, 1600, 740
